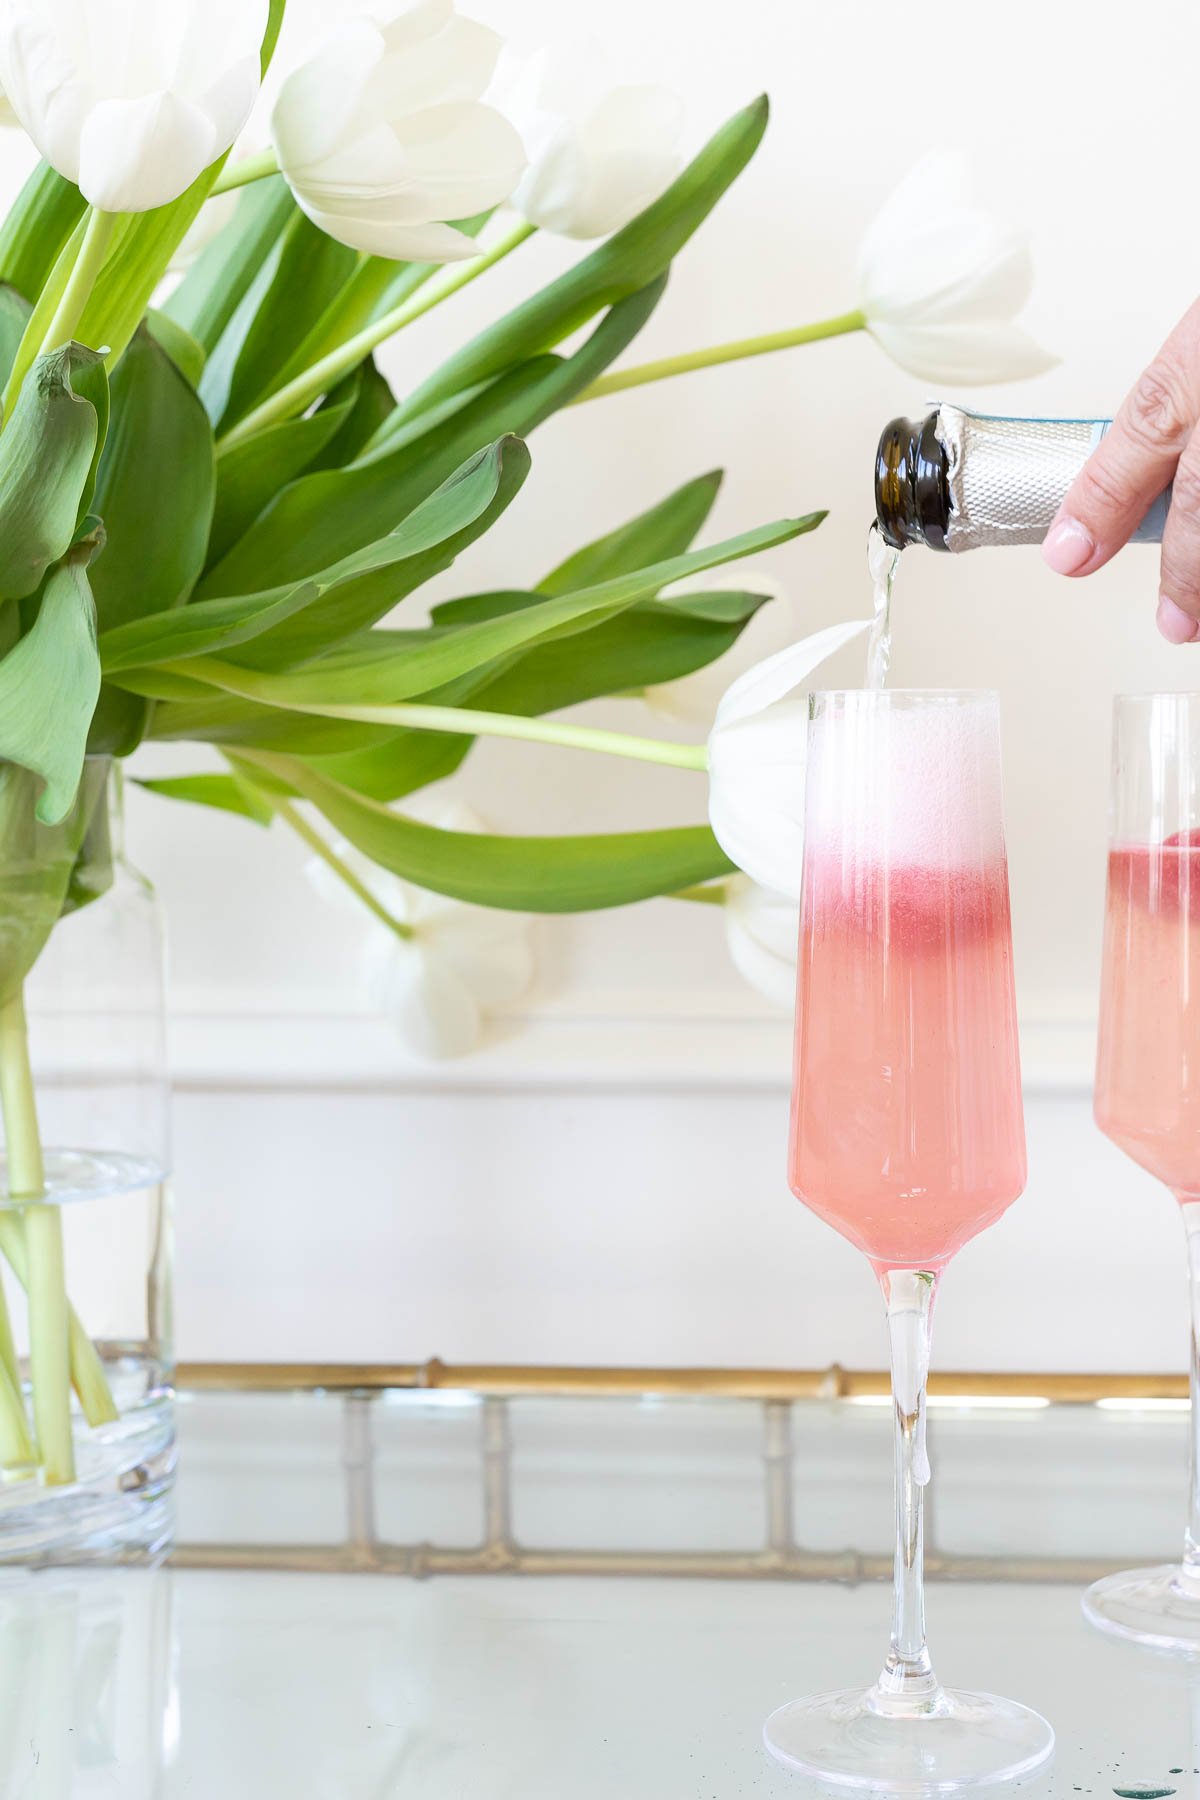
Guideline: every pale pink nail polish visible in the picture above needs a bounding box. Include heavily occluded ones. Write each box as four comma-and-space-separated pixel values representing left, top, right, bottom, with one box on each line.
1157, 595, 1200, 644
1041, 518, 1095, 575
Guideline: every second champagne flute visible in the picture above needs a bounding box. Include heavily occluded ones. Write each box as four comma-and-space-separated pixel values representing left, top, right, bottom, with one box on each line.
1086, 692, 1200, 1649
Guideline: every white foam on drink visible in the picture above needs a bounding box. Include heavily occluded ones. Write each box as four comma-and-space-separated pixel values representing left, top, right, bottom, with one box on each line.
805, 694, 1006, 868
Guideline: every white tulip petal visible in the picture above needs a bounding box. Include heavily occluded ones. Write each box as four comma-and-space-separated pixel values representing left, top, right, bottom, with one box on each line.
0, 0, 266, 211
508, 129, 587, 236
432, 928, 535, 1008
724, 877, 799, 1011
365, 931, 484, 1060
274, 4, 525, 261
490, 43, 682, 239
868, 319, 1060, 385
857, 147, 1054, 383
78, 91, 218, 212
304, 796, 536, 1059
708, 713, 809, 895
711, 619, 870, 732
294, 201, 478, 261
862, 220, 1033, 326
372, 14, 500, 113
392, 102, 527, 214
271, 21, 383, 174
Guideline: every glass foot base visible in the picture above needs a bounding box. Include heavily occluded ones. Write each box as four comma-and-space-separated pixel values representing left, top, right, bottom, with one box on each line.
763, 1685, 1054, 1792
1083, 1565, 1200, 1653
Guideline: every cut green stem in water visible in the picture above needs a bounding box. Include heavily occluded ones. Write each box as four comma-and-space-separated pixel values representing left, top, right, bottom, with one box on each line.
0, 990, 73, 1484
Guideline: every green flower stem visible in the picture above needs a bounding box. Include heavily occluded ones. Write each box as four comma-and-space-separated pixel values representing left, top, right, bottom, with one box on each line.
271, 795, 415, 940
0, 1213, 116, 1428
0, 990, 72, 1484
241, 696, 711, 772
38, 207, 119, 357
218, 219, 538, 454
0, 1204, 33, 1469
209, 148, 279, 195
570, 308, 867, 405
670, 881, 731, 906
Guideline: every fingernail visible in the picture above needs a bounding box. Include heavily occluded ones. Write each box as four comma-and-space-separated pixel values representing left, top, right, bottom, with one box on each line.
1042, 518, 1095, 575
1157, 594, 1200, 644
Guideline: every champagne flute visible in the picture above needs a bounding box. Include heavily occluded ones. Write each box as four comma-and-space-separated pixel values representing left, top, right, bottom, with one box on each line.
763, 689, 1054, 1789
1085, 692, 1200, 1650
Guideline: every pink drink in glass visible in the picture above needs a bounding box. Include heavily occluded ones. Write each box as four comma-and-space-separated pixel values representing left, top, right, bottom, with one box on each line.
788, 694, 1026, 1274
766, 692, 1052, 1787
1095, 834, 1200, 1195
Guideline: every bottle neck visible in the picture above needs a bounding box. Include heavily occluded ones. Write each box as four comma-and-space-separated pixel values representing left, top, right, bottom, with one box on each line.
874, 413, 951, 552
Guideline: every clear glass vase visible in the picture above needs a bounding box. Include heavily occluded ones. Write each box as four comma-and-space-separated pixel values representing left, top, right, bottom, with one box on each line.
0, 759, 172, 1562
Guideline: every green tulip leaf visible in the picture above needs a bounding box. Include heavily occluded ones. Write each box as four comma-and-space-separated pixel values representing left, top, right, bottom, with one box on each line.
144, 308, 206, 387
536, 471, 723, 595
136, 772, 272, 826
242, 755, 734, 913
0, 343, 107, 603
204, 208, 357, 431
208, 387, 358, 567
304, 360, 397, 474
0, 285, 31, 398
164, 177, 294, 354
0, 164, 86, 307
101, 437, 530, 675
181, 511, 820, 709
0, 539, 102, 824
87, 326, 214, 753
200, 278, 666, 598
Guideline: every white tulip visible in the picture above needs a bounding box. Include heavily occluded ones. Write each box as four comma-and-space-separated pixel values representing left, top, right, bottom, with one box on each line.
490, 42, 682, 239
0, 0, 268, 213
271, 1, 526, 262
644, 570, 788, 727
305, 795, 535, 1061
722, 875, 798, 1011
858, 151, 1056, 384
706, 620, 870, 896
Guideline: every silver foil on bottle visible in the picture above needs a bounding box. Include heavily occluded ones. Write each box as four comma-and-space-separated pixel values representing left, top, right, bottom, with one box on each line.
938, 406, 1098, 551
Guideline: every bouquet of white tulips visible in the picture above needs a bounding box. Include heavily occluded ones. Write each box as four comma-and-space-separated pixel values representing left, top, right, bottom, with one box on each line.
0, 0, 1051, 1489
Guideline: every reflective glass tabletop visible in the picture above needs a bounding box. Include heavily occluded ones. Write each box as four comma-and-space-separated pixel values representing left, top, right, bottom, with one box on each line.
5, 1377, 1200, 1797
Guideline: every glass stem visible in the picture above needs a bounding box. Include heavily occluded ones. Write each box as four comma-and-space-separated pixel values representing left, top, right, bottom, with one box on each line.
876, 1267, 941, 1709
1180, 1201, 1200, 1593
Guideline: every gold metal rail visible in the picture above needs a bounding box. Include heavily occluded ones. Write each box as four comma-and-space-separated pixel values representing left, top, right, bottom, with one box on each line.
175, 1359, 1189, 1402
168, 1367, 1186, 1582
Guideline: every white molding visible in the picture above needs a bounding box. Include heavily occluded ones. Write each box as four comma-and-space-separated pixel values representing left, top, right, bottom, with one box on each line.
163, 987, 1097, 1096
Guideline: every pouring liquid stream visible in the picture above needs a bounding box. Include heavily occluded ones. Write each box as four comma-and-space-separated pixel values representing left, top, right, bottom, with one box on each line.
866, 524, 899, 690
867, 527, 931, 1482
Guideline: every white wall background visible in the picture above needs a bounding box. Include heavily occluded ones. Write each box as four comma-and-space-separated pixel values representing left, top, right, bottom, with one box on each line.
10, 0, 1200, 1372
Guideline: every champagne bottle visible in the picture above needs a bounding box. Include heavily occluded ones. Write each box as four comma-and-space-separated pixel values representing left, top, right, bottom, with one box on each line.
874, 406, 1171, 551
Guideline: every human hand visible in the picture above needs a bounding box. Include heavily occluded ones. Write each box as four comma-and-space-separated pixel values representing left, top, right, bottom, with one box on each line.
1041, 300, 1200, 642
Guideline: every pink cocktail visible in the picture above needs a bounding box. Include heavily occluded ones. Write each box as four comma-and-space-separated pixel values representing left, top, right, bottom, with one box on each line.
1095, 838, 1200, 1193
791, 854, 1025, 1271
764, 690, 1051, 1791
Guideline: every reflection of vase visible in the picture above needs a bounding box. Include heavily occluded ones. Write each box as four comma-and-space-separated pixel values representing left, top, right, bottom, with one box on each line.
0, 1567, 175, 1794
0, 761, 173, 1561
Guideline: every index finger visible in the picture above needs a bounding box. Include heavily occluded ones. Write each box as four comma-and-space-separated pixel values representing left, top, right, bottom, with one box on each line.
1041, 300, 1200, 577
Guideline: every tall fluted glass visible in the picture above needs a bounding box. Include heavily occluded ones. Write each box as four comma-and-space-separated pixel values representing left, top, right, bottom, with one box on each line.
763, 690, 1053, 1789
1085, 693, 1200, 1649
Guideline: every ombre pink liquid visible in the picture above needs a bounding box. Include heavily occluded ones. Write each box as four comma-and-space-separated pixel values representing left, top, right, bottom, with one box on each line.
1095, 840, 1200, 1195
789, 855, 1026, 1271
